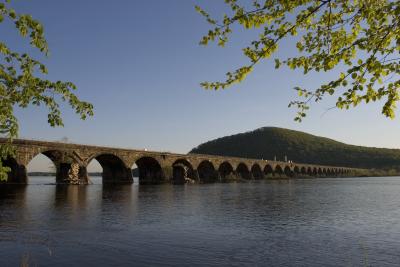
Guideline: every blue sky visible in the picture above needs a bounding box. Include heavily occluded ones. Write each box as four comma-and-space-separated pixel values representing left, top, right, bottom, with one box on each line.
4, 1, 400, 171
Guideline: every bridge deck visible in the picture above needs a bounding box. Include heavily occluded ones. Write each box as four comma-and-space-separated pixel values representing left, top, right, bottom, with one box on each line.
0, 138, 360, 185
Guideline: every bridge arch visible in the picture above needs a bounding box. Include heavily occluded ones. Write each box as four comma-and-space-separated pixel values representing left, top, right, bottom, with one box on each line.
0, 139, 353, 185
284, 166, 294, 177
31, 150, 79, 183
251, 163, 264, 180
27, 152, 59, 184
2, 149, 77, 184
23, 148, 78, 166
197, 160, 217, 183
172, 159, 195, 184
294, 166, 300, 175
218, 161, 234, 181
306, 167, 312, 176
274, 165, 284, 176
87, 153, 132, 184
236, 163, 251, 180
264, 164, 274, 177
135, 157, 164, 185
300, 166, 307, 175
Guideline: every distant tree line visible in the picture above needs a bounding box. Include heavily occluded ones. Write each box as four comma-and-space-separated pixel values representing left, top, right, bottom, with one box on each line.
190, 127, 400, 170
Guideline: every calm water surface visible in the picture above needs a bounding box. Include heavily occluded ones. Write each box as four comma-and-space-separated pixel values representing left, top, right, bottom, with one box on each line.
1, 176, 400, 266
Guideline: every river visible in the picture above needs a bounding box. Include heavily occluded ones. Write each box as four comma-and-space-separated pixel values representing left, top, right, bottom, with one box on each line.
1, 176, 399, 266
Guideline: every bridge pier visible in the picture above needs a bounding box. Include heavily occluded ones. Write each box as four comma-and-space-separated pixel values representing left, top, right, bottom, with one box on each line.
172, 164, 197, 184
62, 163, 133, 185
55, 162, 85, 184
52, 161, 92, 185
191, 169, 200, 183
1, 158, 28, 184
0, 158, 89, 185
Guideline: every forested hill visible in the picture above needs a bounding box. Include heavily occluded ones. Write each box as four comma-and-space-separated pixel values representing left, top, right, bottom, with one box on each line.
189, 127, 400, 169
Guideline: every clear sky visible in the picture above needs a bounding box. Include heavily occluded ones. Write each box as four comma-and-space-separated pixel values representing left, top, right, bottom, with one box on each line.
4, 0, 400, 171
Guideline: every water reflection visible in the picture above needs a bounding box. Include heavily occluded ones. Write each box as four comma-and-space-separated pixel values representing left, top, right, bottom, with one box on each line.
102, 184, 136, 203
1, 177, 400, 266
0, 185, 28, 228
0, 184, 27, 203
55, 185, 88, 208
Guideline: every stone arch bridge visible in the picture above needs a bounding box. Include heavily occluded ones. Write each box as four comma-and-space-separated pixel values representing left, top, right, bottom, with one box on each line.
1, 139, 356, 185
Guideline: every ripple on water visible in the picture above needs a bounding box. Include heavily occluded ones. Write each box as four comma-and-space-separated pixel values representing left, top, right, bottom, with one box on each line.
0, 177, 400, 266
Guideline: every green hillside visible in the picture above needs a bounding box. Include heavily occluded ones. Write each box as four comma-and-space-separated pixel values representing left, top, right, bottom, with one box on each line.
189, 127, 400, 169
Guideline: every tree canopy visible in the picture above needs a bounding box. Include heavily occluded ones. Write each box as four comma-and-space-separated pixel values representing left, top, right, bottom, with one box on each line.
196, 0, 400, 121
0, 0, 93, 180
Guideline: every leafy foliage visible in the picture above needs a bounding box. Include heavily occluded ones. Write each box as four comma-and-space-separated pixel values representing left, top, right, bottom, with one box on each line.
190, 127, 400, 170
196, 0, 400, 121
0, 0, 93, 180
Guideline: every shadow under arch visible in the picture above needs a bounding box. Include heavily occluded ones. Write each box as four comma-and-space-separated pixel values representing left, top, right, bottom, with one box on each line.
197, 160, 217, 183
274, 165, 284, 177
284, 166, 294, 177
172, 159, 195, 184
236, 163, 251, 180
251, 164, 264, 180
1, 157, 27, 184
218, 161, 235, 181
88, 153, 132, 184
264, 164, 274, 177
135, 157, 164, 185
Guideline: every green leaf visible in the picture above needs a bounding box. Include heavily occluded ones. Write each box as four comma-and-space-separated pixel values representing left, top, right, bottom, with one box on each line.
0, 2, 94, 180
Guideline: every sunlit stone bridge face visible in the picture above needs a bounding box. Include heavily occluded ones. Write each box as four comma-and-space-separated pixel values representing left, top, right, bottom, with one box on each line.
0, 139, 354, 185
